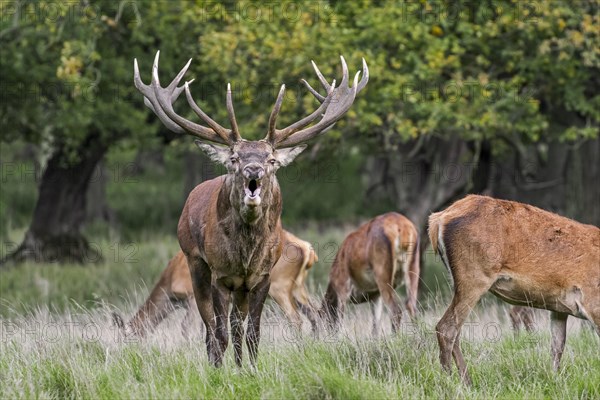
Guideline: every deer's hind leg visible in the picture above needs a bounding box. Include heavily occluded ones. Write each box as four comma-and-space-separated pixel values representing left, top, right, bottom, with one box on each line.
370, 235, 404, 333
509, 306, 535, 334
370, 294, 383, 337
270, 278, 302, 330
550, 312, 568, 371
436, 277, 493, 385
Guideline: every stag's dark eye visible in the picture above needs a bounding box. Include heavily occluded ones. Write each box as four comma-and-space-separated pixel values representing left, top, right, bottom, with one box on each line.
269, 159, 277, 165
230, 157, 239, 163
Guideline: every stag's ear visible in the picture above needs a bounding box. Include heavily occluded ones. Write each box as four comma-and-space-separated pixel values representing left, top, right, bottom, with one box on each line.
195, 140, 231, 165
274, 145, 307, 167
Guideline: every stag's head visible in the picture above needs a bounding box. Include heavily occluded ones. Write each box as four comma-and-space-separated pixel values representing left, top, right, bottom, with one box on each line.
134, 51, 368, 216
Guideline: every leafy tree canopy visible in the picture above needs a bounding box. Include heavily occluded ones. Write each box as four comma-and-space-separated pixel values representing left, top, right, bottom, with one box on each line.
1, 0, 597, 161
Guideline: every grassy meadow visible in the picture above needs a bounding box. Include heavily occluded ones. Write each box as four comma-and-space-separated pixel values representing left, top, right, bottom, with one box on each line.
1, 146, 599, 399
1, 232, 599, 399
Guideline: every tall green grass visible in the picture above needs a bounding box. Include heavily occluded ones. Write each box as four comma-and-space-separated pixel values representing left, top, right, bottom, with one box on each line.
1, 304, 598, 399
1, 231, 598, 399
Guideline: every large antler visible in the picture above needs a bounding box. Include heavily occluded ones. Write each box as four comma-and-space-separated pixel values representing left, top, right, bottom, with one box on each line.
134, 51, 241, 145
265, 56, 369, 148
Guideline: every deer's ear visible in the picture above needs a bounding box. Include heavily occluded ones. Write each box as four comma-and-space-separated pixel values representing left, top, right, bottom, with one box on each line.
274, 145, 307, 167
195, 140, 231, 165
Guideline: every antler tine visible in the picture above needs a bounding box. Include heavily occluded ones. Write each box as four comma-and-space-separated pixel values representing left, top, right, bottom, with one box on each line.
152, 51, 232, 144
226, 83, 242, 142
184, 82, 231, 144
339, 55, 349, 87
275, 81, 335, 142
133, 51, 234, 145
352, 71, 360, 87
357, 57, 369, 93
300, 79, 326, 102
167, 58, 192, 93
134, 56, 185, 134
274, 57, 367, 148
266, 84, 286, 145
311, 60, 331, 92
143, 76, 193, 116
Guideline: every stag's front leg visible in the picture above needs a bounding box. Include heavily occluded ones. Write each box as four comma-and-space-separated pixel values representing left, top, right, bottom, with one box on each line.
230, 289, 249, 367
188, 257, 222, 367
246, 276, 271, 368
212, 282, 232, 355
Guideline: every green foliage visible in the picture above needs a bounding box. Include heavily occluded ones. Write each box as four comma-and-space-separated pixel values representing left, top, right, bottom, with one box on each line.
0, 0, 153, 161
1, 1, 598, 244
2, 1, 596, 158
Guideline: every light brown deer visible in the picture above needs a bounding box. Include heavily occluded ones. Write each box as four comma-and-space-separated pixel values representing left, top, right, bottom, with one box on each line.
321, 212, 420, 336
429, 194, 600, 384
134, 51, 367, 367
113, 231, 319, 337
508, 306, 535, 333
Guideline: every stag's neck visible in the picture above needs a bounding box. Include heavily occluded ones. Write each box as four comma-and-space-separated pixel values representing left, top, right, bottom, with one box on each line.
218, 175, 282, 234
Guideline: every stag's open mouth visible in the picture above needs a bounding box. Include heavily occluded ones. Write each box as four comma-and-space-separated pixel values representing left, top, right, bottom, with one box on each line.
244, 179, 262, 205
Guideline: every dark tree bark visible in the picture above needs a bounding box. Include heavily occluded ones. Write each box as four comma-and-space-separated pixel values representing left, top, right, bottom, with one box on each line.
182, 149, 220, 199
86, 159, 118, 228
490, 137, 599, 227
133, 148, 166, 175
1, 133, 107, 266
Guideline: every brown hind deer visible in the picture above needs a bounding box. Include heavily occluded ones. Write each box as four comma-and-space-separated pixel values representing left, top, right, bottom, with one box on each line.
113, 231, 319, 337
321, 212, 420, 336
429, 195, 600, 385
134, 51, 367, 367
508, 306, 535, 333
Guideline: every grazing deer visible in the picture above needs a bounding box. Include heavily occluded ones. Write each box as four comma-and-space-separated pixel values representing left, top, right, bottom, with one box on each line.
321, 212, 420, 336
112, 231, 320, 337
134, 51, 367, 367
429, 195, 600, 384
509, 306, 535, 334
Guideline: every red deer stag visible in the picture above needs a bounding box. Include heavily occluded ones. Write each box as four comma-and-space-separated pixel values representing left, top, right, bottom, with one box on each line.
134, 51, 368, 367
113, 231, 319, 337
321, 213, 420, 336
429, 195, 600, 384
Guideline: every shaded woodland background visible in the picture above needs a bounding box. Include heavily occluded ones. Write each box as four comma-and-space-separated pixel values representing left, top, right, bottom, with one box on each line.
1, 0, 598, 266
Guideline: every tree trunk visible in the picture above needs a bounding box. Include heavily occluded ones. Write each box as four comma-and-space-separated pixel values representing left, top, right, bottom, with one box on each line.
86, 159, 117, 228
490, 137, 599, 227
133, 147, 166, 175
182, 149, 219, 199
1, 134, 107, 266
